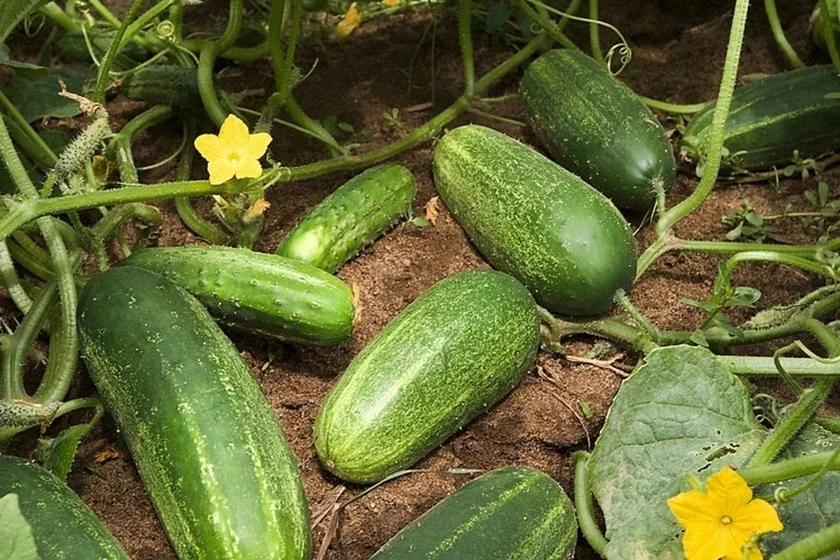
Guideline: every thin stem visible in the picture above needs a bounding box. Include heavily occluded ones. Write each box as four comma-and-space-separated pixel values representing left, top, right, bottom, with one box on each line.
770, 521, 840, 560
573, 451, 608, 556
0, 242, 32, 313
94, 0, 145, 103
821, 0, 840, 72
197, 0, 244, 126
513, 0, 579, 50
459, 0, 475, 99
40, 2, 80, 33
741, 450, 840, 485
764, 0, 805, 68
722, 356, 840, 377
652, 0, 750, 240
614, 289, 658, 340
725, 251, 838, 281
0, 91, 58, 169
639, 96, 708, 115
588, 0, 604, 67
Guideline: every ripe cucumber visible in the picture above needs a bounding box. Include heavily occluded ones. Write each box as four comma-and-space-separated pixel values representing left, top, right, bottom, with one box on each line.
124, 245, 354, 346
77, 266, 311, 560
369, 467, 577, 560
681, 65, 840, 170
276, 164, 416, 272
0, 455, 130, 560
433, 125, 637, 316
121, 65, 202, 110
520, 49, 676, 211
314, 269, 540, 483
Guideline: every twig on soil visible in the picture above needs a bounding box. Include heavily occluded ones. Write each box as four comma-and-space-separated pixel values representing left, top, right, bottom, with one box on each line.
564, 352, 631, 378
537, 365, 591, 449
312, 485, 346, 560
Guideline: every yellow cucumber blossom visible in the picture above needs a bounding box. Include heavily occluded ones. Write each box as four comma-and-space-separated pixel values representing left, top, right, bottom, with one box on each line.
382, 0, 400, 6
194, 114, 272, 185
335, 2, 361, 38
667, 467, 783, 560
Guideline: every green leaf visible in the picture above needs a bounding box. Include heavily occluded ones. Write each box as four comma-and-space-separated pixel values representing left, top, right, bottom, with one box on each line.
0, 44, 48, 80
760, 425, 840, 558
411, 216, 429, 228
3, 66, 87, 123
588, 345, 766, 560
39, 422, 91, 481
0, 493, 39, 560
0, 0, 48, 44
485, 1, 512, 35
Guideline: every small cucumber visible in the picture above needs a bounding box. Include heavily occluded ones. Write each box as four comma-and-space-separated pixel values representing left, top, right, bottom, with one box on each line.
124, 246, 354, 346
370, 467, 577, 560
0, 454, 130, 559
57, 31, 149, 65
315, 270, 540, 483
121, 65, 202, 110
682, 65, 840, 170
77, 266, 312, 560
521, 49, 676, 211
433, 125, 637, 316
277, 164, 416, 273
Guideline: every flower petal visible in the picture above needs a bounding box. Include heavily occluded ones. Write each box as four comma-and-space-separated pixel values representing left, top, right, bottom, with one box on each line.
242, 132, 272, 161
234, 158, 264, 180
207, 159, 236, 185
733, 498, 784, 534
668, 490, 719, 527
721, 529, 763, 560
682, 525, 729, 560
194, 134, 224, 162
218, 114, 251, 145
705, 467, 753, 515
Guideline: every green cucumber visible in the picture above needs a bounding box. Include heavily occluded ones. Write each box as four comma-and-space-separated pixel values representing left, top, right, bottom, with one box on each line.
315, 269, 539, 483
369, 467, 577, 560
124, 245, 354, 346
0, 454, 129, 560
520, 49, 676, 211
57, 31, 149, 65
77, 266, 311, 560
276, 164, 416, 272
121, 65, 202, 110
681, 65, 840, 170
433, 125, 637, 316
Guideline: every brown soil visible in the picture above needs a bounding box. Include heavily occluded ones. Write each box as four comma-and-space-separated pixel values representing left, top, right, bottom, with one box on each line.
6, 0, 839, 558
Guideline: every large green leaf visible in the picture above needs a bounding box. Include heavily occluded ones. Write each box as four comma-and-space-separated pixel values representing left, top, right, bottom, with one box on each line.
0, 493, 39, 560
0, 0, 48, 44
760, 424, 840, 558
589, 345, 766, 559
3, 66, 87, 123
38, 423, 91, 481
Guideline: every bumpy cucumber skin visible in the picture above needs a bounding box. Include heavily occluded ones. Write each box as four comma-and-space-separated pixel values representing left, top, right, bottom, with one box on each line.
370, 467, 577, 560
125, 246, 354, 346
0, 455, 130, 560
77, 267, 312, 560
121, 66, 202, 110
314, 270, 540, 484
276, 164, 416, 273
682, 65, 840, 170
521, 50, 676, 211
433, 125, 637, 316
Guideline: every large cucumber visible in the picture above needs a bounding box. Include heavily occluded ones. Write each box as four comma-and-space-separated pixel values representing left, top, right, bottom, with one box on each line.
120, 65, 202, 110
520, 49, 676, 211
124, 245, 354, 346
433, 125, 637, 316
0, 455, 129, 560
314, 270, 540, 484
681, 65, 840, 170
369, 467, 577, 560
77, 266, 311, 560
276, 164, 416, 273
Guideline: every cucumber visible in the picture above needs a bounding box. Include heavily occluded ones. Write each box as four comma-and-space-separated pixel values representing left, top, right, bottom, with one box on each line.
315, 269, 540, 483
276, 164, 416, 273
520, 49, 676, 211
77, 266, 311, 560
124, 245, 354, 346
0, 454, 129, 560
370, 467, 577, 560
57, 31, 149, 65
121, 65, 202, 110
433, 125, 637, 316
681, 65, 840, 170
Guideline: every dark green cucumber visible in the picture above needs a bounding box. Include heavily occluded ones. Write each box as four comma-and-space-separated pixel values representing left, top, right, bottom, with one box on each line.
121, 65, 202, 110
520, 49, 676, 211
433, 125, 637, 316
276, 164, 416, 272
124, 245, 354, 346
370, 467, 577, 560
77, 267, 311, 560
681, 65, 840, 170
315, 270, 539, 483
57, 32, 149, 65
0, 455, 129, 560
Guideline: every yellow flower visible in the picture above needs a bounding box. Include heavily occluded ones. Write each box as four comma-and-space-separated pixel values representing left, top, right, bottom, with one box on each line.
667, 467, 783, 560
335, 2, 361, 38
194, 114, 272, 185
382, 0, 399, 6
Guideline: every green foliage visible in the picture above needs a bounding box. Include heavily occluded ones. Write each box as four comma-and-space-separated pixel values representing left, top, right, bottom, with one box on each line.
723, 200, 778, 242
682, 263, 761, 341
0, 0, 47, 43
0, 493, 39, 560
37, 423, 91, 481
0, 45, 47, 80
3, 67, 86, 123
